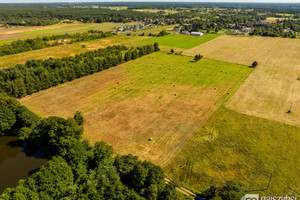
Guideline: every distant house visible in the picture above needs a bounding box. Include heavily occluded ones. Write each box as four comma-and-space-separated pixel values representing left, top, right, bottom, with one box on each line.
174, 26, 181, 31
283, 28, 291, 33
260, 20, 271, 25
57, 40, 62, 43
241, 27, 252, 33
180, 30, 189, 35
191, 32, 204, 36
116, 27, 123, 31
62, 39, 67, 42
149, 25, 157, 28
139, 23, 145, 28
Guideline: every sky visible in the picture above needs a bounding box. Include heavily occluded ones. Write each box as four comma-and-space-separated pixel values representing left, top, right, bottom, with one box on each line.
0, 0, 300, 3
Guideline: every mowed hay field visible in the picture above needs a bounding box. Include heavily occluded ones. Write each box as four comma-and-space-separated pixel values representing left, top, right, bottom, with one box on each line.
20, 52, 252, 167
0, 35, 144, 68
167, 108, 300, 194
137, 34, 221, 49
184, 35, 300, 127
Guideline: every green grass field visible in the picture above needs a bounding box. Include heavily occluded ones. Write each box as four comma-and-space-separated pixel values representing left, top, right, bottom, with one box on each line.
167, 107, 300, 194
20, 52, 252, 169
137, 34, 221, 49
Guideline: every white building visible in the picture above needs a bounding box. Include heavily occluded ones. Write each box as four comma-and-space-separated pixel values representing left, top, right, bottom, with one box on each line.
190, 32, 204, 36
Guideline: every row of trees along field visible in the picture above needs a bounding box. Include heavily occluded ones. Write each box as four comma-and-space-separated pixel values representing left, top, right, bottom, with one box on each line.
0, 30, 113, 57
0, 43, 160, 98
0, 92, 187, 200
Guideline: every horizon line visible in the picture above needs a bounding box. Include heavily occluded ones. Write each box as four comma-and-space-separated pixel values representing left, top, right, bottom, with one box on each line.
1, 1, 300, 3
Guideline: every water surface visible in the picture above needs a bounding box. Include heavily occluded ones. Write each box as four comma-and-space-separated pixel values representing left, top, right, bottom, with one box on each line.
0, 136, 47, 194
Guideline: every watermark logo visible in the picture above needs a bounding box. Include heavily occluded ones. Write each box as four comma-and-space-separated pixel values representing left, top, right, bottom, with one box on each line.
241, 194, 259, 200
241, 194, 298, 200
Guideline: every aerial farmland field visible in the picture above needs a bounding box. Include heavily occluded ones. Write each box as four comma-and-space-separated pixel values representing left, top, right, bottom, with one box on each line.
184, 35, 300, 127
137, 34, 221, 49
20, 52, 252, 167
2, 2, 300, 199
0, 35, 144, 68
0, 21, 138, 44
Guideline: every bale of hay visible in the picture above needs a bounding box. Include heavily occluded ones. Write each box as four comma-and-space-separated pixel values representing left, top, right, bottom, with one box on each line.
173, 85, 175, 87
148, 138, 153, 141
148, 90, 151, 92
174, 94, 177, 96
214, 88, 217, 90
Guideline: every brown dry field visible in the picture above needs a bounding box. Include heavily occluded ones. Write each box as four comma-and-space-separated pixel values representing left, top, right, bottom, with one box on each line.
184, 35, 300, 127
19, 52, 251, 167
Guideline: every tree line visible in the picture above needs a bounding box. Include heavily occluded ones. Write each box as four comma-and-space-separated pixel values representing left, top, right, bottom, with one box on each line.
0, 43, 159, 98
0, 6, 158, 26
0, 30, 113, 57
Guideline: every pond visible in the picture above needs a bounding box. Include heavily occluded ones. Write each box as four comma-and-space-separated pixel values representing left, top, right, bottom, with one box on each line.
0, 136, 48, 194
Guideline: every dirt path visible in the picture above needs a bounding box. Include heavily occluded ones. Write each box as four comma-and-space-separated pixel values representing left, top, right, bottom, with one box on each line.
0, 33, 29, 41
164, 177, 197, 198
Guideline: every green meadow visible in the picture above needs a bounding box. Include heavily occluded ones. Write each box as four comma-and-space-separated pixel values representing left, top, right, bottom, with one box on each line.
167, 108, 300, 194
137, 34, 221, 49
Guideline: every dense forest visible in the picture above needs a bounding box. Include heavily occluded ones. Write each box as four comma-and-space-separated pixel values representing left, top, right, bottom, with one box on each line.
0, 30, 113, 57
0, 6, 157, 26
0, 43, 159, 98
